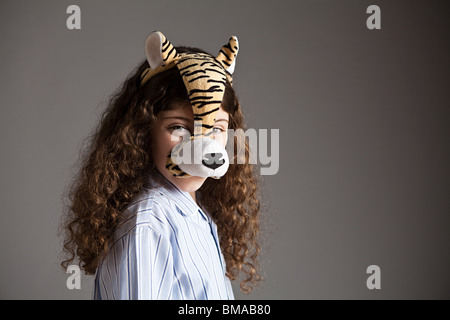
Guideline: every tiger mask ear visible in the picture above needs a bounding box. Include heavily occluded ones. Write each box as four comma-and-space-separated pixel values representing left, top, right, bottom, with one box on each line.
145, 31, 179, 69
216, 36, 239, 75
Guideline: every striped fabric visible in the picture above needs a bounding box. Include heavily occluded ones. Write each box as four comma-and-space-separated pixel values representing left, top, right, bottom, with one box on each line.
92, 171, 234, 300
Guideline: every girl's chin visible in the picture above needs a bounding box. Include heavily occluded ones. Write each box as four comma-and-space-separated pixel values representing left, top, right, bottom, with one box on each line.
167, 174, 207, 193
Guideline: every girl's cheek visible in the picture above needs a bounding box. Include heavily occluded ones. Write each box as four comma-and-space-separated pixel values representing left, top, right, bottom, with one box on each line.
165, 130, 184, 146
153, 130, 176, 157
214, 132, 228, 147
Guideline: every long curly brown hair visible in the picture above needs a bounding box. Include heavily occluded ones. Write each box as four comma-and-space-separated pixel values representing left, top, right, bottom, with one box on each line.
60, 46, 261, 294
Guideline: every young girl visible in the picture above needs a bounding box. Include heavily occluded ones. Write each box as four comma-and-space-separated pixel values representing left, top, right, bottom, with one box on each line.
61, 31, 261, 299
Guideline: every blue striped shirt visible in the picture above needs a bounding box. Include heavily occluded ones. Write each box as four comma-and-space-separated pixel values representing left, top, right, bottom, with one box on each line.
92, 171, 234, 300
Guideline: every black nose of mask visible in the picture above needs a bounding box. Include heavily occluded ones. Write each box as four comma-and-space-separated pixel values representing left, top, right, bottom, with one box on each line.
202, 153, 224, 170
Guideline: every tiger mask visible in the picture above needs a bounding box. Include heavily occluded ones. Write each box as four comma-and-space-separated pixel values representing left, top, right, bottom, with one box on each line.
140, 31, 239, 179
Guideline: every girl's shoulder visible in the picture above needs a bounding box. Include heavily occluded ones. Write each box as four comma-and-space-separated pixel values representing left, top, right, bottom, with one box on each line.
113, 186, 177, 241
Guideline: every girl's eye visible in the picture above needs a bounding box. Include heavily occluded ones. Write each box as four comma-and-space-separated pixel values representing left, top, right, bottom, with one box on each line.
211, 127, 225, 134
170, 125, 190, 137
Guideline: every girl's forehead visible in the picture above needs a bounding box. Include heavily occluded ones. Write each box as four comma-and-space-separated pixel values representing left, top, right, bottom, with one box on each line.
215, 106, 230, 121
158, 102, 193, 118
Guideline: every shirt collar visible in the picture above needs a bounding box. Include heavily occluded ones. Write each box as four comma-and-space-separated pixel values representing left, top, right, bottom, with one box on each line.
146, 169, 210, 221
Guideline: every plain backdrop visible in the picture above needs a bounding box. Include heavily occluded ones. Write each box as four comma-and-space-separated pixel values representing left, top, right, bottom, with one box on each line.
0, 0, 449, 299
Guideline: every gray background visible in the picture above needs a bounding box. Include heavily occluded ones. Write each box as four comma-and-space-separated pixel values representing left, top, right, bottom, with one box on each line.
0, 0, 449, 299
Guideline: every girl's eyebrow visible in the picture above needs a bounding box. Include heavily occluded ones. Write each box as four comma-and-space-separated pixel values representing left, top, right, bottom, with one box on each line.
159, 116, 192, 122
215, 118, 229, 123
160, 115, 229, 124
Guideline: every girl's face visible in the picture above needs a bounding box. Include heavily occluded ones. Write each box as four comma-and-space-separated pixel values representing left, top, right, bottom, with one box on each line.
151, 102, 229, 194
